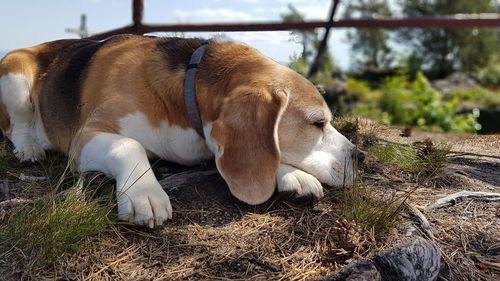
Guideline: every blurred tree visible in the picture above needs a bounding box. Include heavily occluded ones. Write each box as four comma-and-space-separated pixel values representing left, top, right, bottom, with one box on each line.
281, 4, 316, 63
281, 4, 335, 82
398, 0, 499, 78
344, 0, 393, 71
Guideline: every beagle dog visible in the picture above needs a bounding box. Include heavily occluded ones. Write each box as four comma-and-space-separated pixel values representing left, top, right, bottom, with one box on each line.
0, 35, 362, 227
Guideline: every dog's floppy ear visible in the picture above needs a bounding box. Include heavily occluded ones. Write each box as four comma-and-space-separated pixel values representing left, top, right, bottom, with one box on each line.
211, 86, 289, 205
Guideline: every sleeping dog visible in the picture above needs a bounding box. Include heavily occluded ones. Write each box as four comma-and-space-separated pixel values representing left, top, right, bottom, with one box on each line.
0, 35, 363, 227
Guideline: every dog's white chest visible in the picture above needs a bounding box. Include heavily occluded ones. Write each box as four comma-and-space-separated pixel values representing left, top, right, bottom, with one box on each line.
118, 112, 213, 165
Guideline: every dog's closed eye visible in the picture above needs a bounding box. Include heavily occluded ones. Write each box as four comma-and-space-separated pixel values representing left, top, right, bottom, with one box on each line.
312, 120, 326, 129
306, 110, 328, 130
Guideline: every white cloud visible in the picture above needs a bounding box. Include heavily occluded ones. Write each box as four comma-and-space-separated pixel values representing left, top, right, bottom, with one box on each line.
276, 0, 328, 4
293, 5, 329, 19
230, 31, 292, 45
174, 8, 262, 22
274, 1, 333, 20
227, 32, 301, 63
85, 0, 126, 5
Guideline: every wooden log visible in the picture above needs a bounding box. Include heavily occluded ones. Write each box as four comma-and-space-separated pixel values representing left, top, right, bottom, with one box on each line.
326, 237, 441, 281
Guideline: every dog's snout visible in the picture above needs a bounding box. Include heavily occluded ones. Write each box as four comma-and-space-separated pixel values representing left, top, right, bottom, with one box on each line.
354, 149, 365, 164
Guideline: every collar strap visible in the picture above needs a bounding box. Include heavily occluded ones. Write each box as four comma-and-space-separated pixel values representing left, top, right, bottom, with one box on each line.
184, 41, 209, 139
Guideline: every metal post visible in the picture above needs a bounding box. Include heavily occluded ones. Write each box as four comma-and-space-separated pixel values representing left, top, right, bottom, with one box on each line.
133, 0, 144, 34
307, 0, 340, 80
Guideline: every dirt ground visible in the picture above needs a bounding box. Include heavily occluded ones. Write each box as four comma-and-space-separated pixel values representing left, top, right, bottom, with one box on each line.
0, 124, 499, 281
373, 126, 500, 281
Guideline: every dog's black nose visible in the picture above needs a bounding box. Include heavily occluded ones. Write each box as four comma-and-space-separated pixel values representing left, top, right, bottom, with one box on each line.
356, 150, 365, 164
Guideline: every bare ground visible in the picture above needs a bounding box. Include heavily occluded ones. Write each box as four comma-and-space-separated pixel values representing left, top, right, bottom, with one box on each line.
0, 123, 499, 280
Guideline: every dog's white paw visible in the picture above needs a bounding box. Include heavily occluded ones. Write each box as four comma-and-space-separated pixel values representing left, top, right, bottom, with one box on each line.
277, 164, 324, 199
13, 142, 46, 162
117, 182, 172, 228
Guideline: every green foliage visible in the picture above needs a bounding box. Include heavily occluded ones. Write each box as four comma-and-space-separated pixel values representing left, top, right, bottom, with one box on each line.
0, 188, 115, 267
352, 72, 479, 132
448, 87, 500, 108
345, 79, 384, 120
479, 55, 500, 86
345, 78, 373, 100
288, 53, 309, 77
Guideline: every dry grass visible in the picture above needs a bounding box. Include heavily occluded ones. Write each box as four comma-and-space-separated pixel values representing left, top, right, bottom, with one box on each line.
0, 125, 499, 280
332, 116, 378, 147
429, 200, 500, 281
0, 162, 395, 280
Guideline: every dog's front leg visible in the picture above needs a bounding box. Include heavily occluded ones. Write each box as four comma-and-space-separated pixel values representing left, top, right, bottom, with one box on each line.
77, 132, 172, 227
276, 164, 324, 200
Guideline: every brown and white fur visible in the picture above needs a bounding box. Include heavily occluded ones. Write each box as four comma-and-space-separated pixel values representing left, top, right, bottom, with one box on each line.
0, 35, 360, 228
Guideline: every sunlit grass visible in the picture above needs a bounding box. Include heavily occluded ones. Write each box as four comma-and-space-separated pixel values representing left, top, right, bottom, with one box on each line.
339, 183, 407, 234
0, 185, 115, 267
0, 143, 117, 269
369, 139, 449, 174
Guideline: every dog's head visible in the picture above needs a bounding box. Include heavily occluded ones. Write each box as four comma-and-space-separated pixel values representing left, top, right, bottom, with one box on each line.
277, 71, 361, 189
207, 46, 361, 205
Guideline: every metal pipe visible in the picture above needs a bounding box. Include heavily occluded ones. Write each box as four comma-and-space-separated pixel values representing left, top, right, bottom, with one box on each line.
88, 15, 500, 40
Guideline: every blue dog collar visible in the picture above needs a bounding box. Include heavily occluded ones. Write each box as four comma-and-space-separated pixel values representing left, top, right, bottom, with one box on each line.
183, 41, 209, 139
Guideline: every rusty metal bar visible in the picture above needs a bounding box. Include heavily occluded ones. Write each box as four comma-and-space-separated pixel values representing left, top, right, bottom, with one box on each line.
88, 15, 500, 40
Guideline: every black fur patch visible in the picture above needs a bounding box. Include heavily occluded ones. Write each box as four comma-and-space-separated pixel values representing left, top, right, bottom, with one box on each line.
39, 39, 105, 147
156, 37, 207, 71
35, 40, 81, 76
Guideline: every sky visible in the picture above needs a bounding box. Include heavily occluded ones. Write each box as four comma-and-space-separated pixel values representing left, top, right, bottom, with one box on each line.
0, 0, 354, 69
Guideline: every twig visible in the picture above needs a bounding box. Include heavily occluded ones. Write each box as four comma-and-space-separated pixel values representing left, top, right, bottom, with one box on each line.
158, 169, 219, 191
404, 203, 434, 240
428, 191, 500, 210
0, 198, 33, 209
250, 256, 281, 272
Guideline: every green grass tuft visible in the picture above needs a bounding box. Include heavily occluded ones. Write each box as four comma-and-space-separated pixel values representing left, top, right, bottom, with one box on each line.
340, 184, 407, 234
0, 186, 115, 267
369, 139, 449, 174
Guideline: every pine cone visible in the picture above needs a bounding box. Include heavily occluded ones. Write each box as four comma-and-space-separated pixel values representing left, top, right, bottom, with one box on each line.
333, 219, 364, 252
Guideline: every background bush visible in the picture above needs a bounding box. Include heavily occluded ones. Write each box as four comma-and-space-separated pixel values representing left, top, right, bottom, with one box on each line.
351, 72, 480, 132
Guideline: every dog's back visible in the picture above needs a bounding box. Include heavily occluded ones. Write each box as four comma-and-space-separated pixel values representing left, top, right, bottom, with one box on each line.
0, 35, 229, 155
